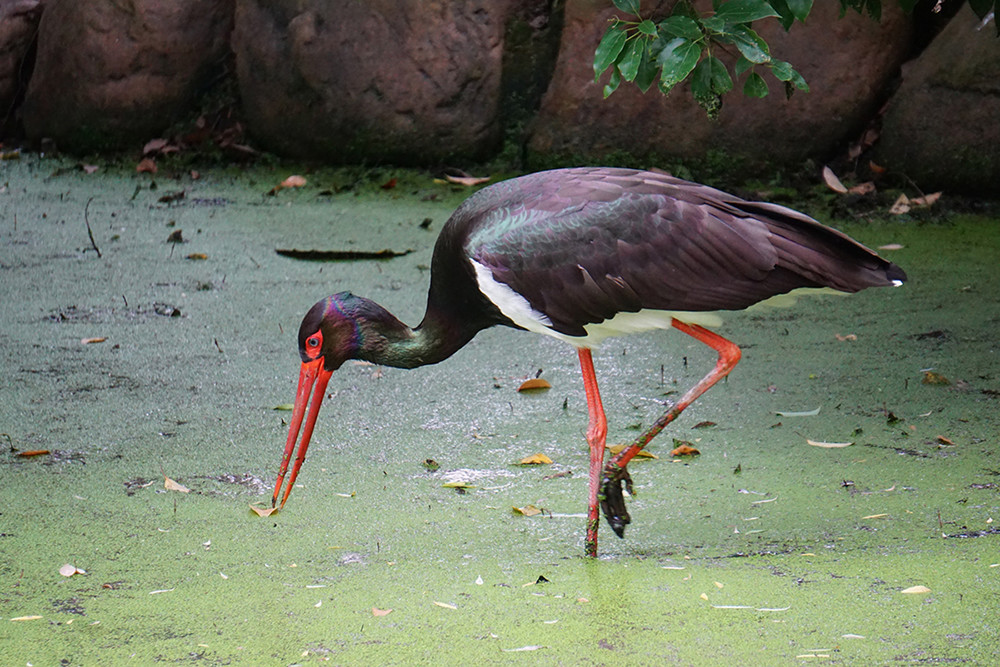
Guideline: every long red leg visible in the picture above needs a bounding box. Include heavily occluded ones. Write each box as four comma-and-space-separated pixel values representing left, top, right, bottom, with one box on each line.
577, 347, 607, 558
600, 318, 742, 536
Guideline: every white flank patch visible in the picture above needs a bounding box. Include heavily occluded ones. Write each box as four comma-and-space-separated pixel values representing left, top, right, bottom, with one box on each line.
472, 260, 722, 347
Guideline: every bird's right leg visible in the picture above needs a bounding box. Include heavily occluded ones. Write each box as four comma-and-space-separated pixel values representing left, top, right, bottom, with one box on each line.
601, 319, 742, 537
577, 347, 607, 558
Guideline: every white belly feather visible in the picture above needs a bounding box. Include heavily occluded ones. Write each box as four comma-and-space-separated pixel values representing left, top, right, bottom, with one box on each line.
471, 260, 722, 348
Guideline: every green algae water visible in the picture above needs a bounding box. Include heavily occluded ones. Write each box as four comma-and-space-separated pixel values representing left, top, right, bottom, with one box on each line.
1, 157, 998, 664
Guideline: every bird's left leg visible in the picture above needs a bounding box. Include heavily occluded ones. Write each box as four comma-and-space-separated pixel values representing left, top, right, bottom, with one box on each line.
600, 319, 742, 537
577, 347, 607, 558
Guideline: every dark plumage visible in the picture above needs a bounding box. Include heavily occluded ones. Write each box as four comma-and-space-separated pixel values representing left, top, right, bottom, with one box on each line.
272, 167, 905, 557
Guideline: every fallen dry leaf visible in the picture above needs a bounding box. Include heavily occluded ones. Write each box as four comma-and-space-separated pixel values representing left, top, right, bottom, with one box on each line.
517, 378, 552, 393
82, 164, 99, 175
911, 192, 942, 206
143, 138, 169, 156
670, 443, 700, 457
889, 194, 911, 215
380, 177, 397, 190
442, 481, 474, 489
445, 174, 491, 186
608, 444, 658, 459
16, 449, 50, 457
806, 439, 854, 448
935, 435, 956, 446
922, 371, 950, 385
186, 253, 208, 261
822, 166, 848, 194
80, 337, 106, 345
136, 158, 157, 174
433, 601, 457, 610
372, 607, 393, 617
901, 585, 931, 595
249, 504, 279, 517
878, 243, 904, 250
835, 333, 858, 342
848, 181, 876, 195
281, 175, 307, 189
519, 453, 553, 465
59, 563, 85, 577
512, 504, 543, 517
163, 476, 191, 493
9, 615, 43, 621
869, 160, 886, 174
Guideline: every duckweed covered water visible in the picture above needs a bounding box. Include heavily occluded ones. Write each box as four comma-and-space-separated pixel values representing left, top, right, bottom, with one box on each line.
1, 157, 998, 665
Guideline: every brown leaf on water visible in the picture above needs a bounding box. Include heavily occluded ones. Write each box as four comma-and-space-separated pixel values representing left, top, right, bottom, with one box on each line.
164, 476, 190, 493
445, 174, 491, 186
889, 194, 910, 215
249, 504, 279, 517
878, 243, 904, 251
372, 607, 393, 617
15, 449, 50, 457
822, 166, 848, 194
835, 333, 858, 342
806, 439, 854, 448
186, 253, 208, 261
608, 444, 658, 459
519, 453, 553, 465
922, 371, 950, 385
59, 563, 85, 577
670, 442, 700, 457
869, 160, 887, 174
281, 175, 307, 189
848, 181, 876, 195
80, 337, 106, 345
136, 158, 157, 174
935, 435, 956, 446
517, 378, 551, 393
512, 504, 543, 516
901, 585, 931, 594
380, 177, 397, 190
143, 138, 169, 156
910, 192, 942, 206
692, 421, 716, 429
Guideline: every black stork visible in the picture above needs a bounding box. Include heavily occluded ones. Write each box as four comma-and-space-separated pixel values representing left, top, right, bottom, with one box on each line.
271, 167, 905, 557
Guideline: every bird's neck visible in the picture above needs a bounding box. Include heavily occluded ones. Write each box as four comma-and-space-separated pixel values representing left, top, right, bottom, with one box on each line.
358, 305, 476, 370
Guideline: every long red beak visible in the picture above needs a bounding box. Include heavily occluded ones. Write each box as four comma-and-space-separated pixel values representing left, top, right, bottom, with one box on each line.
271, 357, 333, 509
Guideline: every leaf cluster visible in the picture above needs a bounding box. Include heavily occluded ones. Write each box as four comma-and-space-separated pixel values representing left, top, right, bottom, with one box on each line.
594, 0, 999, 116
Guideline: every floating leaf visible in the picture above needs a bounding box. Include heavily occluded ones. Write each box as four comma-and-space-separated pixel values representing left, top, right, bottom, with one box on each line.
15, 449, 50, 457
889, 194, 911, 215
372, 607, 393, 617
922, 371, 950, 385
423, 458, 440, 472
59, 564, 84, 577
512, 504, 543, 517
442, 481, 473, 489
822, 166, 848, 193
136, 158, 157, 174
670, 442, 701, 457
519, 453, 553, 465
608, 444, 658, 459
250, 504, 278, 517
806, 439, 854, 448
380, 177, 397, 190
282, 175, 307, 189
80, 337, 106, 345
834, 333, 858, 342
433, 601, 457, 610
186, 253, 208, 261
9, 615, 43, 621
775, 407, 820, 417
692, 421, 716, 429
878, 243, 904, 251
901, 585, 931, 594
935, 435, 956, 446
273, 403, 295, 411
164, 476, 190, 493
517, 378, 551, 393
445, 174, 491, 186
502, 645, 545, 652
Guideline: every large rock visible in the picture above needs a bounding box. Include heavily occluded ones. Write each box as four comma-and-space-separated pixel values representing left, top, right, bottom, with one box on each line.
0, 0, 42, 134
528, 1, 912, 173
232, 0, 539, 164
877, 6, 1000, 194
22, 0, 234, 152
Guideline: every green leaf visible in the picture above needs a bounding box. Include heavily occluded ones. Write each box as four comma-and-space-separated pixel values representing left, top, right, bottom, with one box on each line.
656, 37, 702, 92
767, 0, 795, 29
658, 15, 702, 41
730, 25, 770, 63
786, 0, 815, 21
635, 41, 659, 92
612, 0, 642, 16
637, 19, 657, 36
705, 55, 734, 94
617, 37, 645, 82
769, 59, 795, 81
712, 0, 781, 24
734, 55, 754, 76
968, 0, 994, 19
594, 24, 628, 81
603, 66, 622, 98
743, 71, 769, 98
